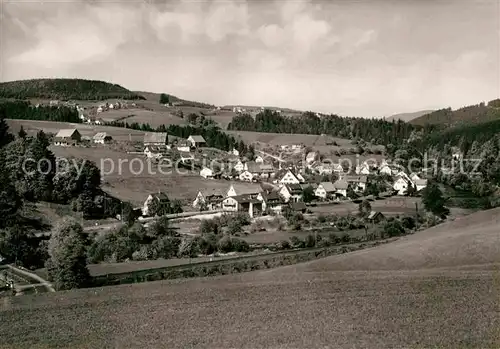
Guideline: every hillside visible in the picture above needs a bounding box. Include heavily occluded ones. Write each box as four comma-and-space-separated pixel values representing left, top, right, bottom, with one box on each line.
1, 208, 499, 348
410, 99, 500, 127
0, 78, 145, 101
135, 91, 215, 109
385, 109, 434, 122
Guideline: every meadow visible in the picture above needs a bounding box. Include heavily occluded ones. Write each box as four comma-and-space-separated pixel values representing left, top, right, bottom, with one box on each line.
1, 207, 499, 348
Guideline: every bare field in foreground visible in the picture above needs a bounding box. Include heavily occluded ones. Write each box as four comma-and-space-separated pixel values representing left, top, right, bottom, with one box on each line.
1, 208, 499, 348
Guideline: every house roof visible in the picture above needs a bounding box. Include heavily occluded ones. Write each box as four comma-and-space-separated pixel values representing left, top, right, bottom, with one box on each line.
188, 135, 206, 143
93, 132, 111, 140
345, 175, 367, 183
150, 192, 169, 201
55, 129, 78, 138
333, 179, 348, 190
230, 194, 261, 204
144, 132, 167, 144
367, 211, 384, 220
285, 184, 303, 194
319, 182, 336, 192
229, 183, 262, 195
261, 191, 281, 202
177, 140, 190, 147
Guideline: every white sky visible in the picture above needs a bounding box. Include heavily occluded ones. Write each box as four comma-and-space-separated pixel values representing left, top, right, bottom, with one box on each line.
2, 0, 500, 117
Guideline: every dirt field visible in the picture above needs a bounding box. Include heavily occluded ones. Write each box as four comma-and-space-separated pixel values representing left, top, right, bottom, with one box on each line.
2, 207, 499, 348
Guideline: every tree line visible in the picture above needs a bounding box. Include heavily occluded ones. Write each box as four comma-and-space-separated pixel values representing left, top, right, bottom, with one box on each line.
0, 100, 81, 123
0, 78, 145, 101
227, 109, 423, 147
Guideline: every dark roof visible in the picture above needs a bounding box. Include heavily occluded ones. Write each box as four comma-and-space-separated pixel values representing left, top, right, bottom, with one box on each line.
368, 211, 384, 220
345, 175, 368, 183
261, 191, 281, 202
333, 179, 348, 190
231, 194, 261, 204
151, 192, 169, 202
318, 182, 336, 192
286, 184, 303, 194
144, 132, 167, 144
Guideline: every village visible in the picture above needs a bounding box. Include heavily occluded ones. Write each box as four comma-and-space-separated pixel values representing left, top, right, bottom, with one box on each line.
50, 126, 428, 223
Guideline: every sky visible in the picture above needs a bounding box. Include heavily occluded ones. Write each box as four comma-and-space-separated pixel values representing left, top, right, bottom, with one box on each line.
2, 0, 500, 117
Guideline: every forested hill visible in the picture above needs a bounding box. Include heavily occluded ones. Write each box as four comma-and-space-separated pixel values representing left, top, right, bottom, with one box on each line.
134, 91, 215, 109
410, 99, 500, 127
0, 78, 146, 101
227, 109, 423, 146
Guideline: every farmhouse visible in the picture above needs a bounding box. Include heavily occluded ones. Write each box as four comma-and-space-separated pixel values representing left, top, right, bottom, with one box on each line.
279, 170, 304, 185
239, 170, 254, 182
410, 173, 421, 182
144, 145, 167, 159
393, 176, 411, 195
93, 132, 112, 144
279, 184, 303, 203
222, 195, 262, 218
187, 135, 206, 148
231, 148, 240, 156
234, 159, 245, 173
255, 155, 264, 163
315, 182, 337, 200
193, 190, 224, 210
379, 164, 392, 176
144, 132, 168, 146
305, 151, 318, 164
226, 183, 262, 197
177, 141, 191, 152
316, 162, 343, 175
200, 167, 215, 179
258, 191, 283, 213
54, 129, 81, 146
142, 192, 170, 217
180, 153, 194, 163
345, 175, 367, 192
333, 178, 348, 197
355, 164, 371, 175
246, 162, 276, 179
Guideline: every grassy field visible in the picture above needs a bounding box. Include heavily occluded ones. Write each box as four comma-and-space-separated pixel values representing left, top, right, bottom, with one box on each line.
1, 207, 499, 348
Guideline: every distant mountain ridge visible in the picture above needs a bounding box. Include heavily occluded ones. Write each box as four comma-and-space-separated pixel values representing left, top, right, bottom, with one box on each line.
0, 78, 145, 101
410, 99, 500, 127
385, 110, 435, 122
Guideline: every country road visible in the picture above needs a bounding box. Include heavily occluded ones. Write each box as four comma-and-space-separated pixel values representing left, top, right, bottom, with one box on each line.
5, 265, 55, 293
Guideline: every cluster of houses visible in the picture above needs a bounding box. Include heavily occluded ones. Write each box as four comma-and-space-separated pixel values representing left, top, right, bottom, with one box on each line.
143, 132, 206, 159
53, 129, 113, 146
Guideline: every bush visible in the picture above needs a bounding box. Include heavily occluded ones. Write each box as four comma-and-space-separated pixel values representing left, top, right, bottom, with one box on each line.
178, 237, 200, 258
383, 220, 405, 237
289, 236, 305, 248
340, 233, 350, 244
227, 219, 243, 235
200, 219, 221, 235
231, 238, 250, 252
279, 240, 291, 250
217, 235, 233, 253
198, 233, 218, 255
305, 234, 316, 248
329, 232, 341, 245
317, 214, 327, 223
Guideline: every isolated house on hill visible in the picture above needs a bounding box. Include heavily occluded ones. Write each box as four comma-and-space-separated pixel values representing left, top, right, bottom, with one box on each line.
54, 129, 81, 146
187, 135, 206, 148
144, 132, 168, 146
93, 132, 112, 144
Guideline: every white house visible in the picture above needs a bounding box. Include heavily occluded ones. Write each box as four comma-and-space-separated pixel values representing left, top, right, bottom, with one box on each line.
234, 159, 245, 173
333, 179, 348, 197
222, 195, 262, 218
415, 179, 428, 192
239, 170, 254, 182
187, 135, 206, 148
200, 167, 214, 179
144, 145, 167, 159
193, 190, 223, 210
142, 192, 170, 217
379, 164, 392, 176
177, 141, 191, 152
315, 182, 336, 200
231, 148, 240, 156
97, 106, 103, 113
279, 184, 303, 203
255, 155, 264, 163
393, 176, 411, 195
144, 132, 168, 146
180, 153, 194, 163
305, 151, 318, 165
345, 175, 368, 193
279, 170, 304, 185
410, 173, 421, 182
109, 103, 114, 109
93, 132, 112, 144
355, 164, 371, 175
54, 129, 81, 146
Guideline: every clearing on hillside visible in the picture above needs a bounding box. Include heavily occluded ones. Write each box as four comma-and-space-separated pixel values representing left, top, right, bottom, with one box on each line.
1, 208, 499, 348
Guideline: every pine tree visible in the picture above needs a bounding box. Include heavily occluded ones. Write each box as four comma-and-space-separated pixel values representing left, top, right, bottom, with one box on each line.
0, 150, 22, 228
18, 126, 27, 139
0, 116, 14, 148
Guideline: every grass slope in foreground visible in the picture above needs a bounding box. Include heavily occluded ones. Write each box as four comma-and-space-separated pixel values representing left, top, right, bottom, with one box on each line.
0, 78, 146, 101
1, 208, 500, 348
